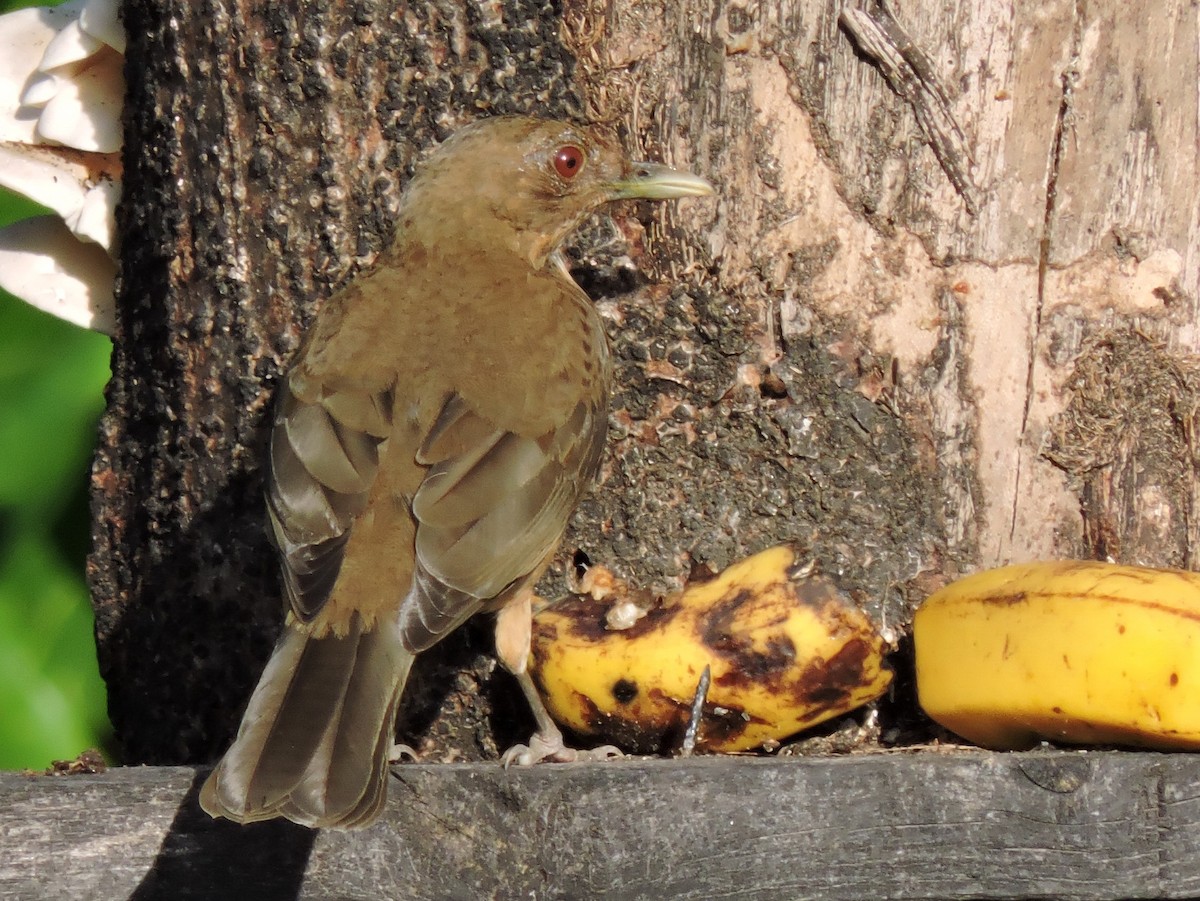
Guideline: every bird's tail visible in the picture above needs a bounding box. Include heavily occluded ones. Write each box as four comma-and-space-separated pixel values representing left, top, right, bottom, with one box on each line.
199, 615, 413, 829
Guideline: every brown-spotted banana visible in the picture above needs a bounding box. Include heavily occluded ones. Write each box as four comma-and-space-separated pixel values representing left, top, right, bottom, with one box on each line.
528, 544, 893, 753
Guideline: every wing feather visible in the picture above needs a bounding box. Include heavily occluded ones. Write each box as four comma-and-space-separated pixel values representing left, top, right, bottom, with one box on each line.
412, 431, 549, 528
398, 394, 606, 650
268, 371, 605, 640
268, 378, 390, 621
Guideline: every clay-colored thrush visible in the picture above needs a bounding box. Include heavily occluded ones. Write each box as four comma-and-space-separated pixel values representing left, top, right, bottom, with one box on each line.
199, 116, 712, 829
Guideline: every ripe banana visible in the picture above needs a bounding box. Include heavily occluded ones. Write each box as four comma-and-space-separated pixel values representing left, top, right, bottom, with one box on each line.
914, 560, 1200, 750
528, 544, 892, 753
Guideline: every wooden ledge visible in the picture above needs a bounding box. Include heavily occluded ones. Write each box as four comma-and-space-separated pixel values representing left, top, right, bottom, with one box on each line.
3, 752, 1200, 899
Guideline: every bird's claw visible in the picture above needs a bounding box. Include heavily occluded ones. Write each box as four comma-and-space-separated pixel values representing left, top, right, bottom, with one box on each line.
388, 742, 420, 764
501, 733, 623, 768
579, 744, 623, 762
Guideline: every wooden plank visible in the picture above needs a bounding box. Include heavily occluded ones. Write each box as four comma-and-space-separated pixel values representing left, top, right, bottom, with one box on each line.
3, 753, 1200, 899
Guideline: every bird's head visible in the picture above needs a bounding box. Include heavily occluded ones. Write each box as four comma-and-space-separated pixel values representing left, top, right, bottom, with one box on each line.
401, 116, 713, 268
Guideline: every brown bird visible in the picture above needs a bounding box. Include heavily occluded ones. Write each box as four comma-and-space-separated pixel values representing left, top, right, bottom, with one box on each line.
199, 116, 713, 829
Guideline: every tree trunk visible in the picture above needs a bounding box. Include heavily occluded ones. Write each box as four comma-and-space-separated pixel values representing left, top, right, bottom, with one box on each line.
91, 0, 1200, 763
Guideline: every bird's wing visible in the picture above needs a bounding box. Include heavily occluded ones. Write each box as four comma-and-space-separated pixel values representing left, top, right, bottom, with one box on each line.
267, 376, 393, 621
266, 370, 606, 643
399, 391, 607, 651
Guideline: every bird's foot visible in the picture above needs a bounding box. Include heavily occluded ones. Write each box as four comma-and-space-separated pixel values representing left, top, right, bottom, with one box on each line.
388, 742, 420, 764
501, 731, 622, 768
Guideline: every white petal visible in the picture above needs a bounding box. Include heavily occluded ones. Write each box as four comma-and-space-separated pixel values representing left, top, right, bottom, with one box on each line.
0, 6, 75, 143
79, 0, 125, 53
0, 142, 121, 251
63, 179, 120, 250
0, 142, 86, 219
38, 18, 102, 71
0, 215, 115, 333
20, 71, 60, 107
34, 47, 123, 152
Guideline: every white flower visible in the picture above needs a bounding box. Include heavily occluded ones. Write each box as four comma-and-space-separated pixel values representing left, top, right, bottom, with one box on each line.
0, 0, 124, 334
0, 215, 114, 331
0, 142, 119, 249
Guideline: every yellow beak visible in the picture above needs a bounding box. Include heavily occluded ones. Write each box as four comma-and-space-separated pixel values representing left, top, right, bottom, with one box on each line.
609, 162, 715, 200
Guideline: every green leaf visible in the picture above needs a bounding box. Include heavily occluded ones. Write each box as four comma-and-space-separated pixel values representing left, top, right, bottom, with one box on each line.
0, 0, 116, 771
0, 297, 114, 767
0, 296, 111, 520
0, 533, 111, 769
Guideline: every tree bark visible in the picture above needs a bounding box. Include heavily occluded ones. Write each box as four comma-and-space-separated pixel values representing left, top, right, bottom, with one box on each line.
92, 0, 1200, 763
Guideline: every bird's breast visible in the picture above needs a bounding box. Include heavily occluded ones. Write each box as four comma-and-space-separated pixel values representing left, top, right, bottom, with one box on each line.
393, 248, 610, 436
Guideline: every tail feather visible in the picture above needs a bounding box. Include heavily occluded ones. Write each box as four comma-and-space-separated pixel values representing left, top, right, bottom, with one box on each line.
248, 624, 363, 808
200, 616, 413, 829
289, 623, 410, 820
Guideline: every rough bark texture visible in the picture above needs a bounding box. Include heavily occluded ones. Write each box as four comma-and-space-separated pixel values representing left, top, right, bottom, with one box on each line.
92, 0, 1200, 764
566, 0, 1200, 579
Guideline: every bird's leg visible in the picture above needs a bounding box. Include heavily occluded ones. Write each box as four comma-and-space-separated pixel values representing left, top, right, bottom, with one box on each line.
494, 589, 622, 767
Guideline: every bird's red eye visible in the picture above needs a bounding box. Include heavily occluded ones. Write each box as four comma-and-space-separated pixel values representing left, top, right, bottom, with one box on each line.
553, 145, 585, 179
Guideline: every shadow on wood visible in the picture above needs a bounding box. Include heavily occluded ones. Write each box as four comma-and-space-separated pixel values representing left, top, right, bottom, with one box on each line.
127, 770, 315, 900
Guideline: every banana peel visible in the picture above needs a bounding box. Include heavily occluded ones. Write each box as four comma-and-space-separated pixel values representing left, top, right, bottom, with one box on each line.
914, 560, 1200, 751
528, 544, 893, 754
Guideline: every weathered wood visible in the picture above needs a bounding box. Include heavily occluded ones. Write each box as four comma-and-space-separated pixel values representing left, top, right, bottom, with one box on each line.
4, 754, 1200, 900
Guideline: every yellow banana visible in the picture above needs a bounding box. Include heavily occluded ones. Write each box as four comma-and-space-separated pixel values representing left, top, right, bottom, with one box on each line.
914, 560, 1200, 750
529, 544, 892, 753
